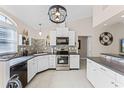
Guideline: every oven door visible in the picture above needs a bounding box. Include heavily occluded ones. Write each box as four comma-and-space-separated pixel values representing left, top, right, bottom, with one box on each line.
57, 55, 69, 67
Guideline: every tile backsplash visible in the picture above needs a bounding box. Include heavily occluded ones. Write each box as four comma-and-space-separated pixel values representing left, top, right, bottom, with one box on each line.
18, 38, 78, 56
18, 38, 50, 56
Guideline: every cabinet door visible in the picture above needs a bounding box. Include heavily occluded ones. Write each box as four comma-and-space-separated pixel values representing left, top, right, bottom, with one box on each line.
49, 55, 56, 68
32, 58, 38, 74
37, 56, 49, 72
50, 31, 56, 46
70, 55, 80, 69
69, 31, 75, 46
37, 56, 44, 72
87, 59, 116, 88
56, 27, 68, 37
56, 31, 62, 37
62, 31, 68, 37
87, 59, 94, 83
96, 68, 115, 88
43, 55, 49, 70
87, 59, 100, 87
27, 59, 34, 82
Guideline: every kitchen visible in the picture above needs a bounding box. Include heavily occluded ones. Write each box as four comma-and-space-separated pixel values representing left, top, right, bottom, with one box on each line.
1, 5, 124, 88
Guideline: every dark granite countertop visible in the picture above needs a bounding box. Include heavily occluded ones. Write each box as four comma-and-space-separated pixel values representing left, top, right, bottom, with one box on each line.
88, 57, 124, 76
8, 53, 51, 66
9, 56, 34, 67
0, 53, 54, 61
0, 52, 79, 67
101, 53, 124, 58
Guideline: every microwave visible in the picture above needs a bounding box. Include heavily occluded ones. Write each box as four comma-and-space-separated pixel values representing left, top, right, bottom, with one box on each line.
56, 37, 69, 45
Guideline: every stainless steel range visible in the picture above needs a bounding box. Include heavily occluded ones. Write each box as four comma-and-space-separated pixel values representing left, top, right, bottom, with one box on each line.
56, 47, 70, 71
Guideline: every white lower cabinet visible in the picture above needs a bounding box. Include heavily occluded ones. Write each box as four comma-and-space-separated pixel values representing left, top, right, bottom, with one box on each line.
49, 55, 56, 68
87, 59, 124, 88
37, 55, 49, 72
28, 55, 49, 82
69, 31, 75, 46
87, 60, 99, 87
70, 55, 80, 69
0, 61, 9, 88
28, 58, 37, 82
96, 68, 116, 88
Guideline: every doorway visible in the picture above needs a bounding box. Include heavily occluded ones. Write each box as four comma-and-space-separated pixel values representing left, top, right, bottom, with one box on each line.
78, 36, 88, 60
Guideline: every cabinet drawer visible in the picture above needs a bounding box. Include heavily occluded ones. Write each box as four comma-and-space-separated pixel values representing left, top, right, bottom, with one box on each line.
87, 59, 116, 79
96, 63, 116, 79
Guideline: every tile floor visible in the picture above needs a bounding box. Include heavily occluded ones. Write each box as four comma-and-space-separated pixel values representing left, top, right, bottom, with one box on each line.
26, 60, 93, 88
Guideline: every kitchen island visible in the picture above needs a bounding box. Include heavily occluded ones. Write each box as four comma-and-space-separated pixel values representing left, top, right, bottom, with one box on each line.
87, 55, 124, 88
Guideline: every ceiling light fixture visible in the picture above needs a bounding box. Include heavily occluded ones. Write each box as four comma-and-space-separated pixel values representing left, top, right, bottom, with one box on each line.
48, 5, 67, 23
39, 24, 42, 36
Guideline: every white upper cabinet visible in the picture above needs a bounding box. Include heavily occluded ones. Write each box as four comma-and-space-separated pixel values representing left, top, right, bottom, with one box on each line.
19, 34, 31, 46
56, 31, 69, 37
50, 31, 56, 46
50, 27, 76, 46
56, 27, 69, 37
69, 31, 75, 46
93, 5, 124, 28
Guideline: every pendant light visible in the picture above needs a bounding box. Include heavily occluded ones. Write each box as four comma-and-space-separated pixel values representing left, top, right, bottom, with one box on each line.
39, 24, 42, 36
48, 5, 67, 23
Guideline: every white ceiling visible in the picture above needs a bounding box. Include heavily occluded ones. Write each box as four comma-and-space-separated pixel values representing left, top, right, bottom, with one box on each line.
0, 5, 92, 30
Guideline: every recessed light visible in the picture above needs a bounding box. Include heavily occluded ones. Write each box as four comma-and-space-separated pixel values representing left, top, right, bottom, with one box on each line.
104, 24, 107, 26
121, 15, 124, 18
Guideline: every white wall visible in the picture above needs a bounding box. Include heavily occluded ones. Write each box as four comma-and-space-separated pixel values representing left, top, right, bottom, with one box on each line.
93, 5, 124, 27
69, 18, 124, 56
0, 8, 39, 39
67, 17, 118, 56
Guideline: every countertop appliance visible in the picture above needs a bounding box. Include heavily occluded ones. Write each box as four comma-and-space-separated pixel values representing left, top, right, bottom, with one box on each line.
56, 48, 70, 70
7, 61, 27, 88
56, 37, 69, 45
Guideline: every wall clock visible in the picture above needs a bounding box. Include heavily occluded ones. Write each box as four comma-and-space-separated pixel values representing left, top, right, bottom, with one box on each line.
99, 32, 113, 46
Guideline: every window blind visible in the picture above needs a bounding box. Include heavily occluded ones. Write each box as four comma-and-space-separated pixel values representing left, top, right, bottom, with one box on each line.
0, 27, 17, 54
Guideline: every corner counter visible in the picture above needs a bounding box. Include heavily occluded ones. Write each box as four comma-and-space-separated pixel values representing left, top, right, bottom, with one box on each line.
101, 53, 124, 59
87, 56, 124, 88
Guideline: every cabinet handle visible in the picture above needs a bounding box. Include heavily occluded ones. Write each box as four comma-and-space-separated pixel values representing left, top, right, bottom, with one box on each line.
100, 68, 106, 71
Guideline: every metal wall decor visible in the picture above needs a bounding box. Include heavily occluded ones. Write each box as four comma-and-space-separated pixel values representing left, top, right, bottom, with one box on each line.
99, 32, 113, 46
48, 5, 67, 23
